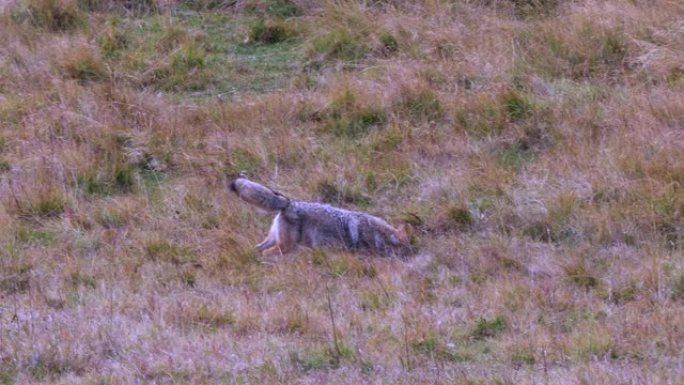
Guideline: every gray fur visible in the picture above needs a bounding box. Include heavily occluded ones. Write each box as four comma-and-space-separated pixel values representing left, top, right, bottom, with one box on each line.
231, 177, 412, 258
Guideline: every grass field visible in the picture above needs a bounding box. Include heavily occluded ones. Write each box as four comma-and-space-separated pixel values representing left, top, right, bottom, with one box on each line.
0, 0, 683, 383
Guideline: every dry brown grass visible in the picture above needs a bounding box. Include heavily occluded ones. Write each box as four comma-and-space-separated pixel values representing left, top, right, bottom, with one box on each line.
1, 0, 683, 383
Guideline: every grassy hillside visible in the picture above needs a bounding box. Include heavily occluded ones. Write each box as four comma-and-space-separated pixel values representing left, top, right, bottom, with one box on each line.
0, 0, 683, 383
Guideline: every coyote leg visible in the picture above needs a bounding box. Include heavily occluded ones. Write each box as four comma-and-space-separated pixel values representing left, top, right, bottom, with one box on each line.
256, 213, 281, 252
256, 236, 277, 252
261, 241, 295, 256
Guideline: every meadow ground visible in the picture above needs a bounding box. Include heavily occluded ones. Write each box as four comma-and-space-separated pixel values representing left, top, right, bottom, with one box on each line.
0, 0, 683, 384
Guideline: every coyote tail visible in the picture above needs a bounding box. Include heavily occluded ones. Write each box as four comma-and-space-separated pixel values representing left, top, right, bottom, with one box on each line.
229, 177, 290, 213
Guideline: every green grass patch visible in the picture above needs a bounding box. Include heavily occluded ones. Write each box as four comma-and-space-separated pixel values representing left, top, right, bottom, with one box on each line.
176, 0, 231, 11
454, 93, 506, 136
57, 45, 107, 83
249, 18, 298, 44
501, 89, 536, 122
0, 97, 29, 125
308, 27, 369, 65
496, 142, 534, 172
395, 86, 443, 122
13, 0, 85, 32
94, 207, 126, 228
144, 40, 211, 91
144, 239, 192, 265
314, 87, 386, 139
262, 0, 301, 18
411, 332, 457, 362
290, 344, 354, 372
611, 280, 638, 304
519, 20, 628, 79
77, 163, 136, 197
0, 264, 32, 295
327, 108, 385, 139
226, 147, 262, 175
315, 179, 371, 207
69, 271, 96, 290
446, 204, 474, 231
669, 271, 684, 301
102, 12, 303, 95
564, 262, 600, 290
379, 32, 399, 54
16, 225, 57, 246
509, 0, 559, 18
36, 195, 65, 217
0, 159, 10, 173
521, 218, 576, 244
15, 190, 66, 219
0, 361, 17, 385
78, 0, 159, 15
359, 289, 392, 311
192, 304, 236, 329
471, 316, 507, 340
510, 347, 536, 366
98, 23, 129, 58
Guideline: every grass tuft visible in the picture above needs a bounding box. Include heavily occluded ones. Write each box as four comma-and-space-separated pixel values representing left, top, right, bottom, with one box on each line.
315, 179, 370, 207
510, 347, 536, 367
192, 304, 236, 329
56, 43, 107, 83
290, 344, 353, 372
496, 142, 534, 173
318, 86, 386, 139
670, 272, 684, 301
501, 89, 536, 122
144, 239, 191, 265
226, 147, 262, 175
509, 0, 559, 18
15, 0, 85, 32
78, 0, 159, 14
565, 262, 600, 290
249, 18, 297, 44
13, 189, 66, 219
98, 18, 129, 57
0, 264, 32, 295
176, 0, 232, 11
16, 225, 57, 246
395, 85, 442, 122
379, 31, 398, 54
263, 0, 301, 17
0, 159, 10, 173
0, 362, 17, 385
471, 315, 507, 340
308, 27, 369, 64
454, 93, 506, 136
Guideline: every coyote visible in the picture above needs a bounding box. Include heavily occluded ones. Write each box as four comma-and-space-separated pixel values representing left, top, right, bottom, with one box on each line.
230, 177, 412, 258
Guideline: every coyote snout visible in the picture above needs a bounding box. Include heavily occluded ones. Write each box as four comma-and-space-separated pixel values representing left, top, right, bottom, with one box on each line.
230, 177, 412, 258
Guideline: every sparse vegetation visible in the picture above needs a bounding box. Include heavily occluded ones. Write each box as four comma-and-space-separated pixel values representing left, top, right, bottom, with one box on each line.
308, 26, 369, 64
1, 0, 683, 384
248, 18, 298, 44
15, 0, 85, 32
